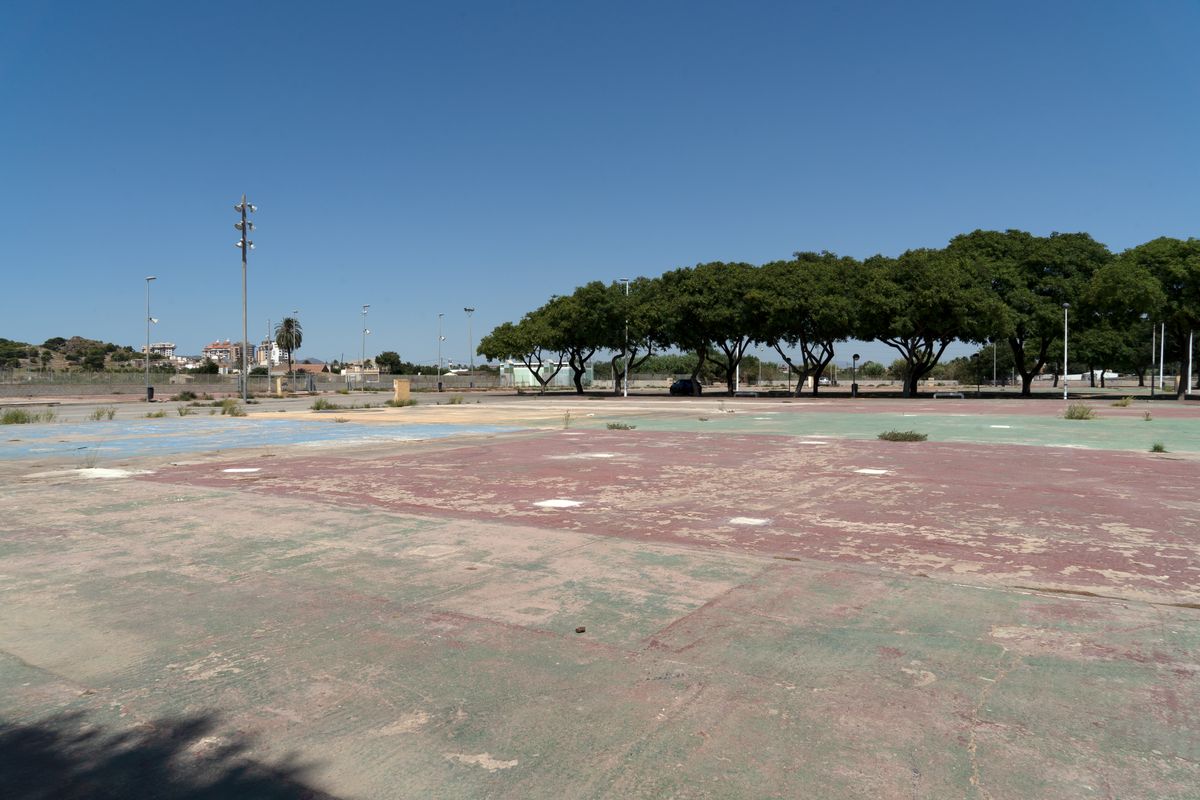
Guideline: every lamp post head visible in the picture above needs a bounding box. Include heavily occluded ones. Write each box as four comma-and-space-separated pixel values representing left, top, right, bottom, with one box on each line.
1063, 302, 1070, 310
146, 276, 156, 282
852, 353, 860, 361
464, 307, 474, 314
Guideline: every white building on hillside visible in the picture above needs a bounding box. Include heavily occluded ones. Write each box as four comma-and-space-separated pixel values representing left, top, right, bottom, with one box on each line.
257, 339, 286, 366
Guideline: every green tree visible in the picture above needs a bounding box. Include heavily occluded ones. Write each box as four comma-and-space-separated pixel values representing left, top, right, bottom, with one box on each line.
477, 315, 567, 394
274, 317, 303, 383
1112, 238, 1200, 397
81, 348, 107, 371
948, 230, 1110, 395
375, 351, 403, 374
657, 262, 761, 395
609, 277, 665, 395
759, 252, 858, 396
195, 359, 220, 374
542, 282, 621, 394
858, 248, 1003, 397
859, 360, 886, 379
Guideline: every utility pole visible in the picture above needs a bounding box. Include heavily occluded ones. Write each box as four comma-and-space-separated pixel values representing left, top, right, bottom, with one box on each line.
265, 319, 272, 396
1160, 322, 1166, 391
144, 276, 156, 401
618, 279, 630, 397
234, 195, 256, 403
1062, 303, 1070, 401
464, 307, 475, 389
437, 312, 445, 392
361, 304, 370, 393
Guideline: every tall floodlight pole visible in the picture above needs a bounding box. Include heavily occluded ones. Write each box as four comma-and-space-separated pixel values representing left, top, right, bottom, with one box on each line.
361, 304, 370, 393
234, 195, 256, 403
1189, 330, 1194, 397
618, 279, 630, 397
1062, 303, 1070, 401
464, 307, 476, 390
265, 319, 272, 395
464, 308, 475, 371
437, 312, 445, 392
144, 276, 156, 401
1160, 322, 1166, 390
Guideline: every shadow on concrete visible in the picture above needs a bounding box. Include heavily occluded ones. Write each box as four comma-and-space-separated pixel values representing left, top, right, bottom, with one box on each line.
0, 711, 338, 800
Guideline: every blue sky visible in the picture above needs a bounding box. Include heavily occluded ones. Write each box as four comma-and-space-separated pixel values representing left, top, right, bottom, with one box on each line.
2, 1, 1198, 367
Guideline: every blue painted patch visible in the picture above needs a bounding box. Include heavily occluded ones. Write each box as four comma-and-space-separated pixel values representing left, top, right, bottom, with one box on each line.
0, 418, 516, 461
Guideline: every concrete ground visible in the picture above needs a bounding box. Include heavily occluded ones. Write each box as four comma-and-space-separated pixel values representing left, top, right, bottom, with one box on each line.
1, 394, 1197, 799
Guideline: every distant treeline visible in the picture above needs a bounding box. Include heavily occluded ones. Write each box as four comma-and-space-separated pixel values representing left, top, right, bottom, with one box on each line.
478, 231, 1196, 397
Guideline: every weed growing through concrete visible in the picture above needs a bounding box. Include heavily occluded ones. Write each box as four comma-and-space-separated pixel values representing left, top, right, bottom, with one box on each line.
606, 422, 636, 430
177, 406, 193, 416
80, 447, 100, 468
698, 416, 710, 422
878, 430, 928, 442
1143, 411, 1153, 422
89, 407, 117, 421
145, 410, 167, 418
311, 398, 341, 411
333, 417, 350, 423
220, 399, 246, 417
448, 395, 464, 405
1064, 403, 1096, 420
386, 398, 418, 407
171, 390, 197, 402
1112, 396, 1133, 407
1150, 442, 1166, 453
563, 410, 573, 429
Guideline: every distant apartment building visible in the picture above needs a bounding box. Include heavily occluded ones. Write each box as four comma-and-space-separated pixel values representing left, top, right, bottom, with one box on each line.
202, 339, 254, 366
257, 339, 286, 367
141, 342, 177, 358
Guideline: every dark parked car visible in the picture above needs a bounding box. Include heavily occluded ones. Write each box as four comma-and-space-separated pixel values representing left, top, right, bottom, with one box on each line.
669, 379, 702, 396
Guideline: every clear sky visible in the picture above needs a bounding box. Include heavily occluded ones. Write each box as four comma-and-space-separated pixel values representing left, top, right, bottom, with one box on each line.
2, 1, 1198, 367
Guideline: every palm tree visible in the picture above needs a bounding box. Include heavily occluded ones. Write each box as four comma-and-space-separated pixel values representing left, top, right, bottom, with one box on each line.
274, 317, 303, 387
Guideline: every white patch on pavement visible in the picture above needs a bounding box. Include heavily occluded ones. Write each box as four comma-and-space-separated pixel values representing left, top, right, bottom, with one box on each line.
729, 517, 769, 526
854, 468, 890, 475
222, 467, 261, 473
77, 468, 152, 479
534, 499, 582, 508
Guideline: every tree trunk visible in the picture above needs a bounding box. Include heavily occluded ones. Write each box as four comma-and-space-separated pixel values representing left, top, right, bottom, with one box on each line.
610, 355, 622, 395
1136, 368, 1145, 387
1021, 371, 1034, 395
689, 349, 708, 396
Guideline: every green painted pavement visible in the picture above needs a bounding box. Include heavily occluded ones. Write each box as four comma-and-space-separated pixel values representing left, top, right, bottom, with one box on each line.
601, 410, 1200, 452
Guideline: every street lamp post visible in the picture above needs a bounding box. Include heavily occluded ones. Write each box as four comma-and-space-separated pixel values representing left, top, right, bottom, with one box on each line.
234, 195, 256, 403
144, 276, 157, 402
265, 318, 272, 396
618, 279, 630, 397
851, 353, 860, 398
464, 307, 475, 389
437, 313, 445, 392
361, 304, 370, 393
1062, 303, 1070, 401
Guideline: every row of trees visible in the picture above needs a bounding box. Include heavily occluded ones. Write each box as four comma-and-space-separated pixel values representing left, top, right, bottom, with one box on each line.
477, 232, 1200, 397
